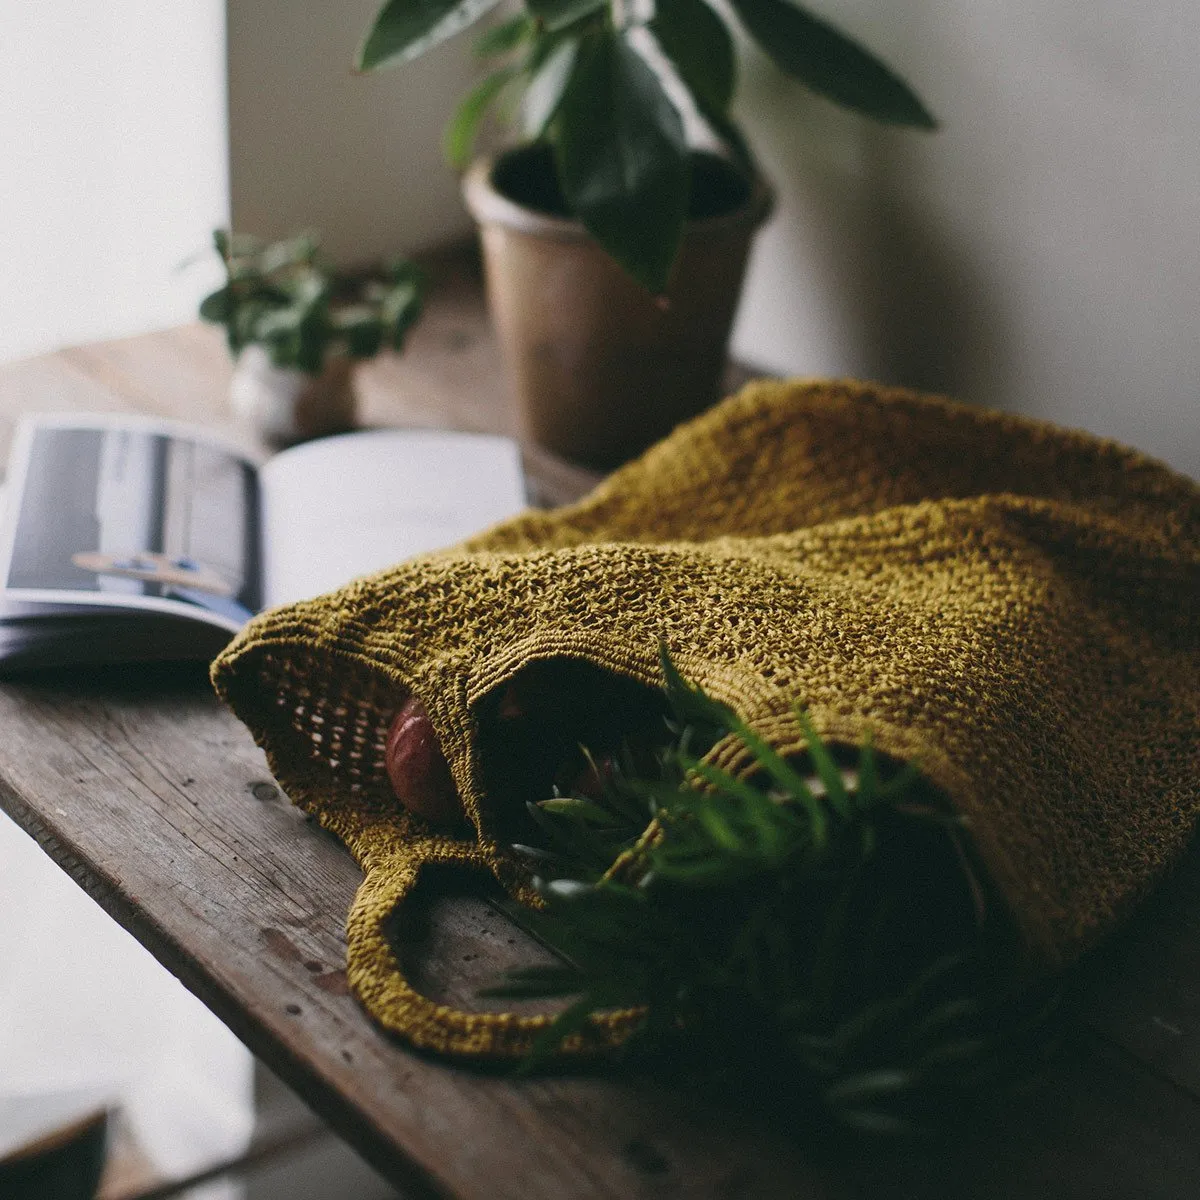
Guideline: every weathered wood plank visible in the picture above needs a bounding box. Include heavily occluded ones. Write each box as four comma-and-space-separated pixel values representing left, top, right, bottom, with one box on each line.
0, 665, 838, 1198
6, 667, 1200, 1199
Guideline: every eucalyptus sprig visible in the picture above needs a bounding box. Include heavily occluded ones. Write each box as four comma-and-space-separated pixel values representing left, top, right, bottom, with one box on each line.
356, 0, 936, 292
488, 650, 1050, 1136
199, 229, 424, 374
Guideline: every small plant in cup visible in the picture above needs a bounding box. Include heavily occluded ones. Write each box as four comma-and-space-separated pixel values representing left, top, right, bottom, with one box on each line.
199, 229, 424, 444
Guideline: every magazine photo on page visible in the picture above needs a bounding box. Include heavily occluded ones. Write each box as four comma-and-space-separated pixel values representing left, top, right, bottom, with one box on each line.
3, 420, 261, 629
0, 414, 527, 670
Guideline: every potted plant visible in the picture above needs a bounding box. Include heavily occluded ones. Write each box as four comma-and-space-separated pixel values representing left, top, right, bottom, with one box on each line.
200, 229, 424, 444
356, 0, 935, 467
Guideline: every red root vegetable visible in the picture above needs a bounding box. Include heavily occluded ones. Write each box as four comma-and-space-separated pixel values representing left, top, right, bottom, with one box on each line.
384, 669, 666, 826
384, 695, 463, 825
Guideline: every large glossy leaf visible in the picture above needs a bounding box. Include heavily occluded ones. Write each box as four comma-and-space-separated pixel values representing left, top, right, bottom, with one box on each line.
357, 0, 505, 71
554, 31, 689, 293
473, 13, 533, 57
649, 0, 736, 115
727, 0, 936, 128
527, 0, 606, 34
521, 36, 580, 139
694, 97, 755, 175
443, 66, 517, 167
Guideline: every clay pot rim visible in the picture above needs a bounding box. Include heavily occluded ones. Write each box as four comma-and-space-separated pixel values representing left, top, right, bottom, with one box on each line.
462, 151, 775, 244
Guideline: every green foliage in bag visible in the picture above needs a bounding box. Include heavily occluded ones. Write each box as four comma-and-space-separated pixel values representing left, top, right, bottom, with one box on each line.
355, 0, 936, 293
487, 650, 1053, 1135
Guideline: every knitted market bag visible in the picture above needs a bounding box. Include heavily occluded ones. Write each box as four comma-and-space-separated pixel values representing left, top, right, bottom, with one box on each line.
212, 379, 1200, 1060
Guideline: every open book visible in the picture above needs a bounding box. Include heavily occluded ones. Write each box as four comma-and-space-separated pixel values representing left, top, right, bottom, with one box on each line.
0, 415, 526, 670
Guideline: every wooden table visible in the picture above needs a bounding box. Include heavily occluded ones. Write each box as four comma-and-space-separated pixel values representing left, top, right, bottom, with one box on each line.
2, 248, 1199, 1199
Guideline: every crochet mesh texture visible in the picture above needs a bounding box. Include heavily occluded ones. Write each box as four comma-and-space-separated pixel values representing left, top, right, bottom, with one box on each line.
213, 378, 1200, 1059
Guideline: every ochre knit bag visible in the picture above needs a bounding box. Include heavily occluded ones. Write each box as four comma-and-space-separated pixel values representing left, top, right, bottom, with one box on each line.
212, 379, 1200, 1060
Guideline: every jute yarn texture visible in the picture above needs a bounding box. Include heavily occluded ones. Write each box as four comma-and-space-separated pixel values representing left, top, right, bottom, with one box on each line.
212, 379, 1200, 1059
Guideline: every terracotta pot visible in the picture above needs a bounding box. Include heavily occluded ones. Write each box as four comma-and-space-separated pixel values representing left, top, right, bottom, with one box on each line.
229, 345, 356, 445
464, 147, 773, 468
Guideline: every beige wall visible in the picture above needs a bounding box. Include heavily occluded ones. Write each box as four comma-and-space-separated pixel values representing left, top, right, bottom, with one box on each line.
730, 1, 1200, 479
226, 0, 479, 264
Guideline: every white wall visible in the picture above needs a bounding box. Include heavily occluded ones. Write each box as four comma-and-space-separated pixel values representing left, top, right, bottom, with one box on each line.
226, 0, 480, 264
0, 0, 229, 362
730, 0, 1200, 479
0, 5, 253, 1176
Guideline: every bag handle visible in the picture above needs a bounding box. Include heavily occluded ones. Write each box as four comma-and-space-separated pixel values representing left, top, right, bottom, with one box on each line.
344, 840, 643, 1059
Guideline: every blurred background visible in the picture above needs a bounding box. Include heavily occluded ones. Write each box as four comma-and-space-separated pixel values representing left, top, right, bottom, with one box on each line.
3, 0, 1195, 474
1, 0, 1196, 1195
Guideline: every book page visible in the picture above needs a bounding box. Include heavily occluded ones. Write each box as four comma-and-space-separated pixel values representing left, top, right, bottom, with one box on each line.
258, 428, 527, 608
0, 415, 261, 635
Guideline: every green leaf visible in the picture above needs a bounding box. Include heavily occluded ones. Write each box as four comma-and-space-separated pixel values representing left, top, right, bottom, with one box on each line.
831, 1108, 917, 1137
444, 66, 517, 168
538, 796, 622, 825
357, 0, 506, 71
230, 298, 269, 352
260, 231, 319, 274
294, 314, 329, 373
693, 801, 743, 852
682, 757, 790, 859
823, 1067, 915, 1105
527, 0, 606, 33
722, 713, 828, 847
381, 280, 423, 349
856, 731, 879, 807
659, 645, 736, 733
915, 1037, 988, 1069
198, 287, 231, 323
545, 878, 596, 900
520, 978, 646, 1068
220, 229, 262, 262
794, 707, 850, 818
508, 842, 571, 869
526, 798, 616, 864
286, 271, 328, 311
254, 306, 304, 339
474, 13, 533, 56
520, 36, 580, 139
649, 0, 736, 115
693, 100, 756, 177
726, 0, 936, 129
553, 30, 689, 294
335, 308, 385, 358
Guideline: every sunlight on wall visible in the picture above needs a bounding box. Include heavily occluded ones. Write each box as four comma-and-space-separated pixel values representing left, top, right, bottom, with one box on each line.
0, 1, 229, 363
0, 4, 253, 1186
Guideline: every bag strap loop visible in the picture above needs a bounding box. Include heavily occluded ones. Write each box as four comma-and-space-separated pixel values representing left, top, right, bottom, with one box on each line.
344, 842, 643, 1059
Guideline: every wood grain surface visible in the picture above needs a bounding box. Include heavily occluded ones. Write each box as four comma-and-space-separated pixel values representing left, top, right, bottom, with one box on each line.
1, 245, 1198, 1198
